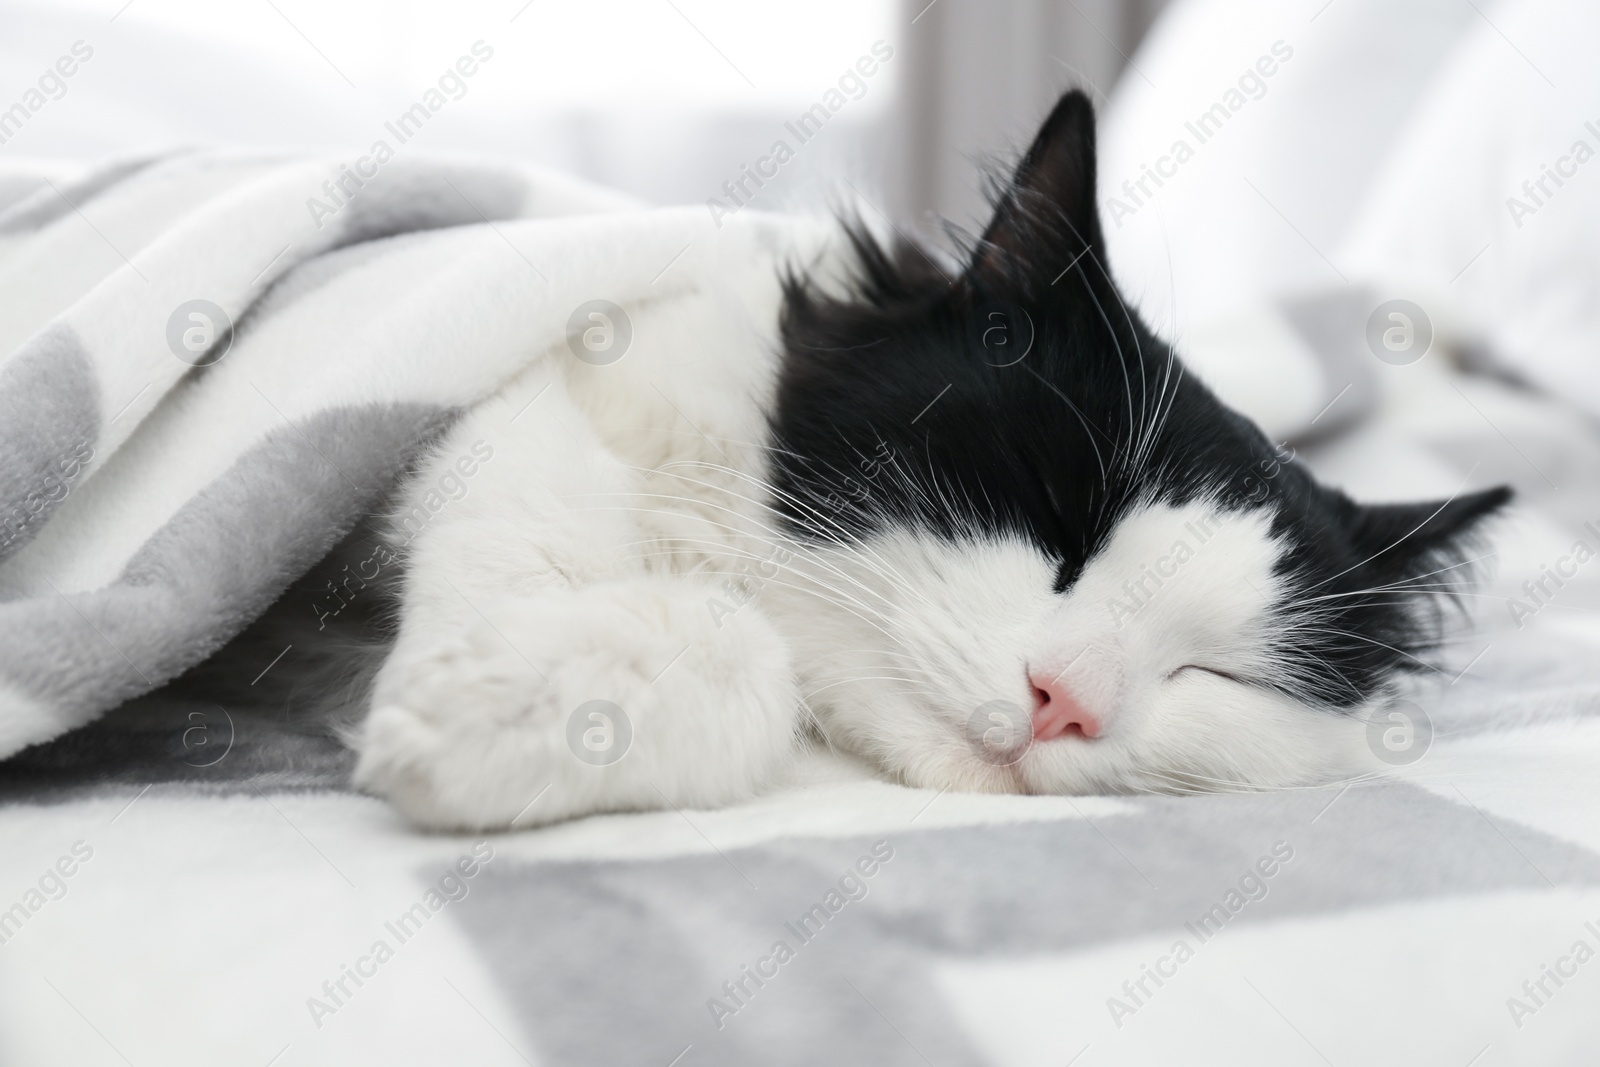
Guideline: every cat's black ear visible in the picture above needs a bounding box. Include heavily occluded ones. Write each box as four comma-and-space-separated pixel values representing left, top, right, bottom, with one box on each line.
1348, 486, 1512, 584
968, 90, 1105, 288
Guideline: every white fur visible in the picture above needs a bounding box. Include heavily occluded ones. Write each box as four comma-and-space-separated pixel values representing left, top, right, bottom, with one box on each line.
356, 576, 798, 830
354, 261, 813, 828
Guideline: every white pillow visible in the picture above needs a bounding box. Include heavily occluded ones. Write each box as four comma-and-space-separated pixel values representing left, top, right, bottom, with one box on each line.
1340, 0, 1600, 416
1099, 0, 1478, 330
1096, 0, 1481, 437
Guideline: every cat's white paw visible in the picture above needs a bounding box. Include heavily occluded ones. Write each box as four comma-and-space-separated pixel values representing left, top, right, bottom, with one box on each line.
353, 576, 799, 830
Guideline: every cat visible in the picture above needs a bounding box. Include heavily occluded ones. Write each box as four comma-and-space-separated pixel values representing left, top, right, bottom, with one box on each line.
348, 90, 1510, 829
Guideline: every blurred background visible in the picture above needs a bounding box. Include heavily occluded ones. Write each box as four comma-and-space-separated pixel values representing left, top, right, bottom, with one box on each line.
0, 0, 1170, 236
4, 0, 1597, 419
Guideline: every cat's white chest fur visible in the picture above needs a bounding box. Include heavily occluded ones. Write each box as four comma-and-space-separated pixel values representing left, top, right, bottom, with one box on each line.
352, 224, 837, 829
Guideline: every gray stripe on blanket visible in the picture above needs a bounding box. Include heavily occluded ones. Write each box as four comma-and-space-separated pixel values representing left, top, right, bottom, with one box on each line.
335, 162, 528, 247
0, 695, 357, 802
451, 782, 1600, 1066
1280, 287, 1380, 439
0, 402, 451, 755
0, 174, 50, 217
0, 156, 167, 236
221, 229, 473, 366
0, 323, 100, 565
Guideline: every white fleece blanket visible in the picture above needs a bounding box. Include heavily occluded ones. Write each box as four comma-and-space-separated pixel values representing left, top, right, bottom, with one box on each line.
0, 150, 831, 757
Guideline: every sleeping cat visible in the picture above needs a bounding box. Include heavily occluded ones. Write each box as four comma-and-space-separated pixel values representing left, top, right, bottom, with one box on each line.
350, 91, 1509, 828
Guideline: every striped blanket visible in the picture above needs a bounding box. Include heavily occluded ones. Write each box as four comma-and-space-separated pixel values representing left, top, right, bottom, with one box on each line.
2, 153, 1599, 1066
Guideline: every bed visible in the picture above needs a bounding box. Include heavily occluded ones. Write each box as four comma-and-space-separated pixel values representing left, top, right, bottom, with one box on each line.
4, 1, 1600, 1064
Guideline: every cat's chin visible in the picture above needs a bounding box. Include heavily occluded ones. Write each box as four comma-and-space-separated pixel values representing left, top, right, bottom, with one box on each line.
890, 747, 1024, 796
1016, 700, 1373, 797
863, 695, 1375, 800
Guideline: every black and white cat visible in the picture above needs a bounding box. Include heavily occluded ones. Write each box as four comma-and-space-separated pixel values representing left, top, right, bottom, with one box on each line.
350, 91, 1509, 829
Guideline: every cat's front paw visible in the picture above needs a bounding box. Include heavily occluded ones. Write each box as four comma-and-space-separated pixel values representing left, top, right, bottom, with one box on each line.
352, 577, 798, 830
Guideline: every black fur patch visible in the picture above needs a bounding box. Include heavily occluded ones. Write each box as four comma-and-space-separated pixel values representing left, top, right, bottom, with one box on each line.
770, 90, 1509, 709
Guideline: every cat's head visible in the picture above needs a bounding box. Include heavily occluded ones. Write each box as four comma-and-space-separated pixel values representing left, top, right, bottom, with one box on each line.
766, 90, 1509, 795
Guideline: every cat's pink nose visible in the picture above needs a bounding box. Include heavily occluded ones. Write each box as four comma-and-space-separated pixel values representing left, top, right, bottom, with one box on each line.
1029, 670, 1102, 741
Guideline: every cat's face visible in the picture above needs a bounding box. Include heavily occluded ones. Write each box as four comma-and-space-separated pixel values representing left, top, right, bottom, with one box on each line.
766, 91, 1508, 795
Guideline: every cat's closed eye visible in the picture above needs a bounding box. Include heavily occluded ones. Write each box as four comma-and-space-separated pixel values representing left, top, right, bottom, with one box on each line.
1168, 665, 1245, 684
